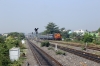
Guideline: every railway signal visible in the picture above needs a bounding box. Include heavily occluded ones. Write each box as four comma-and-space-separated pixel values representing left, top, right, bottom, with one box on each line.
34, 28, 39, 42
34, 28, 39, 34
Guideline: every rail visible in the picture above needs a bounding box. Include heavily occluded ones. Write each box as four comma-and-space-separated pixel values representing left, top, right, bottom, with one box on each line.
50, 40, 100, 51
50, 44, 100, 63
27, 39, 63, 66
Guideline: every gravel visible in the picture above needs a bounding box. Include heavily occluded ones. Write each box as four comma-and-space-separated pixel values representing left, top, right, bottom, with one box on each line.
22, 40, 38, 66
31, 40, 100, 66
50, 42, 100, 56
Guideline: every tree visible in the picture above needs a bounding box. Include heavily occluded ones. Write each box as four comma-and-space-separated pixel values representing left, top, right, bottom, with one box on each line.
70, 32, 77, 38
83, 33, 93, 43
97, 28, 100, 36
0, 36, 5, 43
97, 28, 100, 32
0, 32, 25, 66
44, 22, 60, 34
7, 32, 25, 40
60, 28, 65, 32
61, 31, 69, 39
0, 43, 11, 66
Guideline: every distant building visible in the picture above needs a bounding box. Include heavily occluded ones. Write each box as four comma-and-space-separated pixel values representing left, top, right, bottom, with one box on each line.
74, 29, 85, 35
62, 29, 66, 32
2, 33, 8, 37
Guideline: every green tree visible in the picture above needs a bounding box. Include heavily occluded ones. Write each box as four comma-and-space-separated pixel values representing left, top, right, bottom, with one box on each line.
0, 43, 11, 66
70, 32, 77, 38
60, 27, 65, 32
5, 36, 20, 49
0, 36, 5, 43
97, 28, 100, 36
83, 33, 93, 43
61, 31, 69, 39
7, 32, 25, 40
0, 32, 25, 66
97, 28, 100, 32
44, 22, 60, 34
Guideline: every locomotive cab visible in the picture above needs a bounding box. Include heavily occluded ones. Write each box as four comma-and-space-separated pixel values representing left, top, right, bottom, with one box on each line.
54, 33, 61, 40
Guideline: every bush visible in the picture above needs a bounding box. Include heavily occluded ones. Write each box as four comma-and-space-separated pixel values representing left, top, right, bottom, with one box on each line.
41, 42, 45, 47
41, 41, 50, 47
56, 51, 62, 55
45, 41, 50, 47
62, 52, 66, 55
56, 50, 66, 55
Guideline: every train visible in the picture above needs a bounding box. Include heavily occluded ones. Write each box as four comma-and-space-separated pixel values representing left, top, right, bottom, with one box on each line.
38, 33, 62, 40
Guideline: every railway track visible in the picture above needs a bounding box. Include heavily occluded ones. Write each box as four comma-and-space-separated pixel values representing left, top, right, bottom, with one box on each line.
27, 39, 63, 66
49, 40, 100, 51
50, 44, 100, 63
37, 40, 100, 63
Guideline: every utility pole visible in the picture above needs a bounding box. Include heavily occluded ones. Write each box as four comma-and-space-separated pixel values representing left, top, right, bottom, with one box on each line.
32, 32, 33, 40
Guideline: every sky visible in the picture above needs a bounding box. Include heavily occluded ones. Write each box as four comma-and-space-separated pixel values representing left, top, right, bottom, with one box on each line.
0, 0, 100, 34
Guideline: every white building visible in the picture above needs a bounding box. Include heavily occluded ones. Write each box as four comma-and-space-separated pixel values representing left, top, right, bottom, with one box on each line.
2, 33, 8, 37
9, 47, 20, 61
74, 29, 85, 35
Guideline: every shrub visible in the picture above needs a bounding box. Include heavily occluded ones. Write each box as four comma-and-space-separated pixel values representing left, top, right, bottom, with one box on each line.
45, 41, 50, 47
41, 41, 50, 47
41, 42, 45, 47
56, 50, 66, 55
62, 52, 66, 55
56, 51, 62, 55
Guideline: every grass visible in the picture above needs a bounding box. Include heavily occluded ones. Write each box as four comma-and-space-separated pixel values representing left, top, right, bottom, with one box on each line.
9, 57, 26, 66
20, 44, 27, 49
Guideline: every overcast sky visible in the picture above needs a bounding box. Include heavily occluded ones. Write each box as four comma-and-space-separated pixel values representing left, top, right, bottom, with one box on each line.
0, 0, 100, 34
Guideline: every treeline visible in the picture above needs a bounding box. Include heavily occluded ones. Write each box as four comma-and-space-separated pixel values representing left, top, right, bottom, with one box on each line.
41, 22, 100, 45
0, 32, 25, 66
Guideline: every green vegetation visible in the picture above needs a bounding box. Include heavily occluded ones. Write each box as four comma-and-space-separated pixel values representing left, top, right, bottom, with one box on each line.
48, 47, 54, 50
0, 32, 25, 66
7, 32, 25, 40
41, 22, 70, 39
56, 50, 66, 55
83, 33, 93, 43
41, 41, 50, 47
41, 22, 100, 45
42, 22, 60, 34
